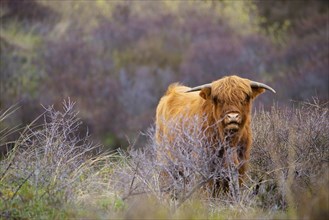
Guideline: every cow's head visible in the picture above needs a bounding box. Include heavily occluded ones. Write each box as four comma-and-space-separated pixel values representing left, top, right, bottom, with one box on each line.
187, 75, 275, 136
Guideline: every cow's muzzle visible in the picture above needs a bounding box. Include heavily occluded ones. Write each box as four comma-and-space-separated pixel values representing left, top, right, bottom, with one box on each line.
223, 113, 241, 132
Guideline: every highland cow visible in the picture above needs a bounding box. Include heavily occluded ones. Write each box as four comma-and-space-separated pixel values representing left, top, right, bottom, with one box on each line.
155, 75, 275, 194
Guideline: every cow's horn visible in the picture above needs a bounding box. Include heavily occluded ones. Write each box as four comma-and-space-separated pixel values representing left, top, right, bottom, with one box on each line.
186, 83, 212, 92
250, 81, 276, 93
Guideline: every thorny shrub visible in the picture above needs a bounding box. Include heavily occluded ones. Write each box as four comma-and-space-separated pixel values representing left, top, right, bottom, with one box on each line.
250, 99, 329, 213
0, 100, 101, 218
117, 116, 257, 209
0, 99, 328, 218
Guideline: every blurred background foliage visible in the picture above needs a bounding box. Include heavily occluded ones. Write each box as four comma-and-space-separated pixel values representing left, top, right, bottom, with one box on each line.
0, 0, 328, 150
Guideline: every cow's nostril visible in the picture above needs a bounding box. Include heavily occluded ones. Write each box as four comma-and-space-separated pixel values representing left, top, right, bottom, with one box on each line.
227, 113, 239, 120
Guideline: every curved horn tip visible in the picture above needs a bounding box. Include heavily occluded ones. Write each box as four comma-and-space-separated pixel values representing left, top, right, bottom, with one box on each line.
250, 81, 276, 94
265, 86, 276, 94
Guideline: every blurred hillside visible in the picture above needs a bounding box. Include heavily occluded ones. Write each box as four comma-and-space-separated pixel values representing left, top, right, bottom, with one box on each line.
1, 0, 328, 149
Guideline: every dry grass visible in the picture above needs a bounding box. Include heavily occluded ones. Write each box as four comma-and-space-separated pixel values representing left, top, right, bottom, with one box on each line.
0, 99, 328, 219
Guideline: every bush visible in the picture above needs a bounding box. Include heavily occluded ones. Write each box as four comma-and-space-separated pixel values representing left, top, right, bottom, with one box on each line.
250, 99, 329, 216
0, 100, 101, 218
1, 99, 328, 218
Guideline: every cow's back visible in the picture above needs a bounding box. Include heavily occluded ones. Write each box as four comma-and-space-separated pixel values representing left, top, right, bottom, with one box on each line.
155, 83, 203, 144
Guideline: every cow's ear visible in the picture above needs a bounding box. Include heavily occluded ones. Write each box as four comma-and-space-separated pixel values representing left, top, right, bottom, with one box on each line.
251, 87, 265, 99
200, 87, 212, 100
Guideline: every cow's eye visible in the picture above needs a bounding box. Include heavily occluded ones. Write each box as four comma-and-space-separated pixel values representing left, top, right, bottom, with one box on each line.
217, 99, 224, 105
212, 97, 217, 104
243, 95, 250, 104
212, 97, 223, 105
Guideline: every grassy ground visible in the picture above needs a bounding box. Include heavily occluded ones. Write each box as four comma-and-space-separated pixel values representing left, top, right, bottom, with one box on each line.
0, 99, 328, 219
